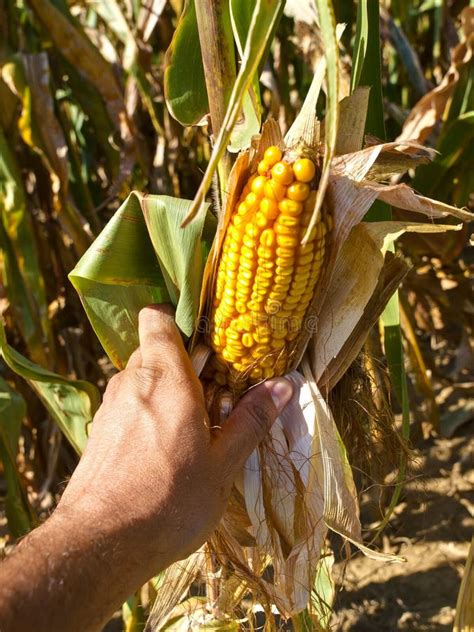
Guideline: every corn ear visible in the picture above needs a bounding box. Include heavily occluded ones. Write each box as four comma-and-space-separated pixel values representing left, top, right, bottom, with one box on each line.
208, 145, 331, 389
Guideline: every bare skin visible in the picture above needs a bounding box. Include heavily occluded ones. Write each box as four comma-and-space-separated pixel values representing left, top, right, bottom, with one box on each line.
0, 305, 293, 632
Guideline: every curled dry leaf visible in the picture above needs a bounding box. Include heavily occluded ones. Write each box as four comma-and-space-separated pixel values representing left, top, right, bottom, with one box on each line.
312, 221, 462, 384
397, 6, 474, 144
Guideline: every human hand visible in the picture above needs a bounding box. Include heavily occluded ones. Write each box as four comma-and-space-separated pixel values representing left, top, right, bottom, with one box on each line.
57, 304, 293, 577
0, 305, 293, 632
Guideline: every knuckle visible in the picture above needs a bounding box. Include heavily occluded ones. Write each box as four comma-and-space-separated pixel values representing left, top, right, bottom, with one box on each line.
130, 366, 164, 389
103, 371, 124, 400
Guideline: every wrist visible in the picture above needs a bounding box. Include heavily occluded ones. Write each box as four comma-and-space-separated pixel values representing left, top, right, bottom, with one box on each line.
54, 494, 166, 584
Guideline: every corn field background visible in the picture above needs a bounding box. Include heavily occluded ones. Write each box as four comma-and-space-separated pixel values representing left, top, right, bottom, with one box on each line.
0, 0, 473, 630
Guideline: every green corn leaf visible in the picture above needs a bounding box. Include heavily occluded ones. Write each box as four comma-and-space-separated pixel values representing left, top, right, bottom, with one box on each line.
25, 0, 136, 196
123, 590, 146, 632
351, 0, 386, 142
228, 0, 283, 151
25, 0, 126, 133
0, 320, 100, 455
413, 112, 474, 207
305, 0, 340, 240
70, 193, 212, 369
183, 0, 285, 225
59, 56, 120, 180
350, 0, 368, 94
0, 377, 36, 537
0, 124, 51, 365
164, 0, 209, 126
229, 0, 261, 99
352, 1, 410, 537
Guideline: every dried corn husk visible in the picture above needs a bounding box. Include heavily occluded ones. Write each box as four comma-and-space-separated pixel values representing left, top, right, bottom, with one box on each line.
193, 80, 473, 619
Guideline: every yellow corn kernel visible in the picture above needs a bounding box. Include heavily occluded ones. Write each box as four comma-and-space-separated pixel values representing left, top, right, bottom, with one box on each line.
276, 234, 298, 248
297, 252, 314, 266
260, 228, 275, 248
258, 160, 270, 175
260, 197, 279, 219
274, 223, 295, 236
274, 273, 293, 284
240, 257, 257, 271
236, 201, 249, 216
271, 161, 294, 186
242, 333, 254, 348
275, 257, 294, 269
263, 146, 282, 166
226, 329, 240, 341
271, 338, 286, 350
279, 198, 303, 217
241, 245, 255, 259
233, 214, 246, 228
264, 179, 286, 201
274, 282, 291, 293
255, 211, 271, 228
242, 234, 256, 249
276, 246, 294, 258
293, 158, 316, 183
245, 223, 260, 239
297, 241, 314, 256
245, 192, 260, 211
268, 290, 287, 302
222, 348, 241, 363
256, 268, 273, 279
249, 367, 263, 381
235, 314, 253, 332
287, 182, 310, 202
252, 345, 272, 358
209, 149, 328, 388
251, 175, 267, 197
277, 214, 300, 228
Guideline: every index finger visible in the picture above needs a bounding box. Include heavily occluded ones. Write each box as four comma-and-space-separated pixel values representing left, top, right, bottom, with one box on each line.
138, 305, 190, 374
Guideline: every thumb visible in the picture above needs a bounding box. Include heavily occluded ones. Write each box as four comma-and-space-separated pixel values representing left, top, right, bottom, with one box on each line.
216, 378, 293, 471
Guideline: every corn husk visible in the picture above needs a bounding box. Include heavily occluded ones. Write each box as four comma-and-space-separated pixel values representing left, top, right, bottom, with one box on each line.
191, 77, 473, 620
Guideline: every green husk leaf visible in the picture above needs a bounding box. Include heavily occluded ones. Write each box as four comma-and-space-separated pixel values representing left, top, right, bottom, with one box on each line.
294, 553, 335, 631
312, 553, 335, 629
141, 195, 211, 336
0, 320, 99, 455
70, 193, 212, 368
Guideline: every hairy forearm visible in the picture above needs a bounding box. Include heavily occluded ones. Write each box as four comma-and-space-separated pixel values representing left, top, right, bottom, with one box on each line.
0, 506, 158, 632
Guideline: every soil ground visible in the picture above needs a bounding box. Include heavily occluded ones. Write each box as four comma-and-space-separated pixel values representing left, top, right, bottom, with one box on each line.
331, 422, 473, 631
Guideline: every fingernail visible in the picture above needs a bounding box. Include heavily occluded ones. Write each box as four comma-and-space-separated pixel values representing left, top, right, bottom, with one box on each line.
266, 378, 293, 411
